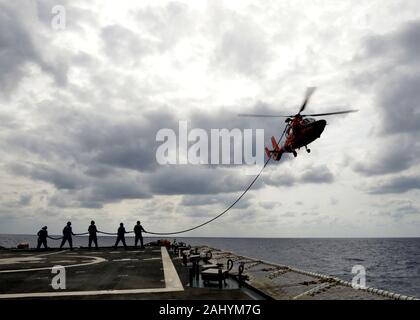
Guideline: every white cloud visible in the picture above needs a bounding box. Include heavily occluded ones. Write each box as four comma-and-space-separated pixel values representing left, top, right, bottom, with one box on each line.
0, 0, 419, 237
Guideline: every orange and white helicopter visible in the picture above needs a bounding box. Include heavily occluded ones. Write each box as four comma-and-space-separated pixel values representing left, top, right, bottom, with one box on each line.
239, 88, 358, 160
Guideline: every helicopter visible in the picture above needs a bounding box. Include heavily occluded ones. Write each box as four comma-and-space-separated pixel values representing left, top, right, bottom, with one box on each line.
239, 88, 358, 160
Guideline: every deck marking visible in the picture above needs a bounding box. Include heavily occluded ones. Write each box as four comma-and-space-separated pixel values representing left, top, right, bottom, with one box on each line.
161, 246, 183, 290
112, 258, 139, 262
0, 247, 183, 298
0, 250, 65, 266
0, 287, 183, 299
0, 256, 106, 273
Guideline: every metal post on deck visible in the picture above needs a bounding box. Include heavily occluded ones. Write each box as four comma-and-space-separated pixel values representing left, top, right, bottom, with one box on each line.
189, 266, 194, 287
238, 263, 245, 288
195, 261, 199, 281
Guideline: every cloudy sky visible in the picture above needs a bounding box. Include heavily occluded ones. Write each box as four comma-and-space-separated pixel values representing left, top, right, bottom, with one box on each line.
1, 0, 419, 237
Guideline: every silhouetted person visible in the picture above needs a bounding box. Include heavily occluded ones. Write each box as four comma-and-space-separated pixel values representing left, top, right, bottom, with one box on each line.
60, 221, 75, 250
134, 221, 146, 249
114, 223, 127, 249
88, 220, 98, 249
37, 226, 48, 250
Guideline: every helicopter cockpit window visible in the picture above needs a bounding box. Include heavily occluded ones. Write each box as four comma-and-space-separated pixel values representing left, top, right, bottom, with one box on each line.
303, 118, 315, 124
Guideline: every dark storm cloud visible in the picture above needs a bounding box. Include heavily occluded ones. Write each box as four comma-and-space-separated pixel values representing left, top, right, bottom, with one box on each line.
5, 104, 179, 173
361, 19, 420, 117
0, 2, 40, 95
354, 136, 419, 176
300, 165, 334, 184
265, 165, 334, 187
363, 20, 420, 68
180, 194, 235, 206
8, 162, 151, 209
2, 103, 276, 207
146, 166, 263, 196
8, 163, 86, 190
352, 19, 420, 178
264, 173, 297, 187
368, 176, 420, 194
180, 193, 253, 210
0, 1, 336, 211
0, 1, 71, 97
77, 115, 163, 173
377, 73, 420, 136
358, 18, 420, 112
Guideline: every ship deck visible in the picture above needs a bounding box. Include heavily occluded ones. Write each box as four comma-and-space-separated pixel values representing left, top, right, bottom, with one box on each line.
0, 245, 417, 300
0, 246, 252, 300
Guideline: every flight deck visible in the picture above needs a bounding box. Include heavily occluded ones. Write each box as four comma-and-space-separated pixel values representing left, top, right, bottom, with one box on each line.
0, 245, 417, 300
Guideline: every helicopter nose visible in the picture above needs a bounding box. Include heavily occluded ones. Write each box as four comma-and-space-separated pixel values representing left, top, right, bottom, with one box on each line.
316, 120, 327, 136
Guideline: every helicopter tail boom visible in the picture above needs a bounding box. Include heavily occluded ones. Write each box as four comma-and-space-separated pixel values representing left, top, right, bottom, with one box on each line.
271, 136, 281, 151
265, 136, 283, 161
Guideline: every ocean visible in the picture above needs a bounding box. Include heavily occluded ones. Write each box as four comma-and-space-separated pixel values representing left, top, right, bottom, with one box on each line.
1, 235, 419, 298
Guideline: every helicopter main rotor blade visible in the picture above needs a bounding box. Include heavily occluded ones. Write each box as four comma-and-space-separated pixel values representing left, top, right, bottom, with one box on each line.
237, 114, 292, 118
301, 110, 358, 117
298, 87, 317, 114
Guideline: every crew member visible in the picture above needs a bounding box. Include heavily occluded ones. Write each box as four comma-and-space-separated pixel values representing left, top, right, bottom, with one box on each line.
37, 226, 48, 250
114, 222, 128, 249
134, 221, 146, 249
88, 220, 98, 249
60, 221, 75, 250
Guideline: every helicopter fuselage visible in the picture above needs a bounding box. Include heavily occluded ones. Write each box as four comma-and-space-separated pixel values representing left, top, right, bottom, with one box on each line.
266, 118, 327, 160
284, 118, 327, 152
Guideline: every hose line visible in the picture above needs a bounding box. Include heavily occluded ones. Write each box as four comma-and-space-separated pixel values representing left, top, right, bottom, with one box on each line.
146, 127, 287, 236
43, 128, 286, 238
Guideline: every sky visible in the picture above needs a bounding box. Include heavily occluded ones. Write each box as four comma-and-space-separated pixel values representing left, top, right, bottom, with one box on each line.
0, 0, 419, 237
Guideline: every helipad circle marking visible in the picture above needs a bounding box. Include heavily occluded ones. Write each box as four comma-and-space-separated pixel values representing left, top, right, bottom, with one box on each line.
0, 247, 184, 299
0, 255, 106, 273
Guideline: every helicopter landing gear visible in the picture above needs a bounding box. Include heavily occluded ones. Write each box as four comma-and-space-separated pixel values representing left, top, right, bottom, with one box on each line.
292, 150, 297, 157
305, 146, 311, 153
